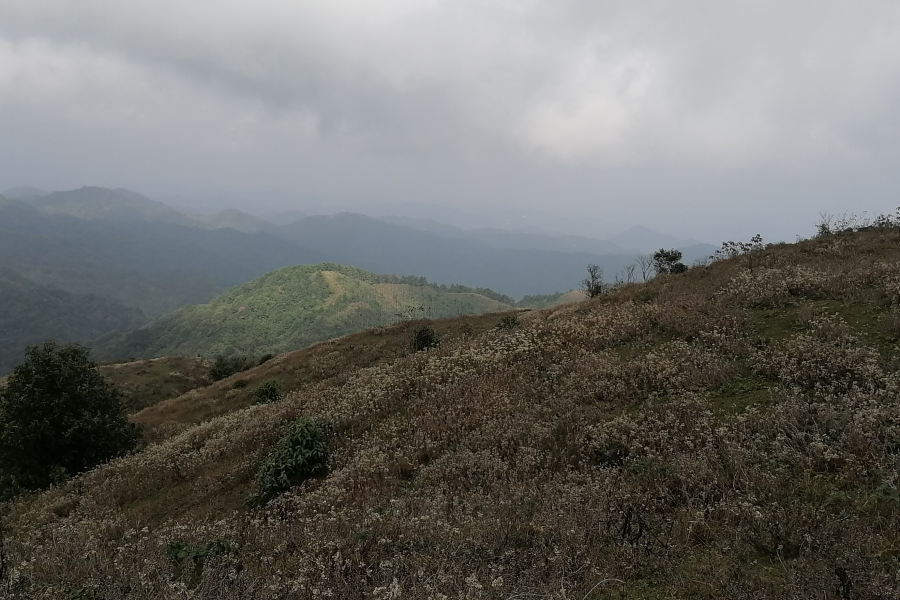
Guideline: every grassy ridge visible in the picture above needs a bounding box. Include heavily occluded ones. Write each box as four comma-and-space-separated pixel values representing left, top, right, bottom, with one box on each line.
8, 228, 900, 597
95, 263, 517, 360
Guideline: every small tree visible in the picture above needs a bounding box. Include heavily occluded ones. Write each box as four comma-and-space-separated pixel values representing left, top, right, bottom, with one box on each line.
651, 249, 687, 275
636, 254, 654, 281
0, 342, 138, 497
410, 325, 440, 352
581, 264, 605, 298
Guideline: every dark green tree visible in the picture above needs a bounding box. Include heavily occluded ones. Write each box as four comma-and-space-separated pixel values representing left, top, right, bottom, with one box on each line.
410, 325, 440, 352
652, 249, 687, 275
0, 341, 138, 497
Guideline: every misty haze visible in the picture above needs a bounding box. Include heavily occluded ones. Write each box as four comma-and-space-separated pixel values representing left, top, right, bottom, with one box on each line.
2, 2, 900, 598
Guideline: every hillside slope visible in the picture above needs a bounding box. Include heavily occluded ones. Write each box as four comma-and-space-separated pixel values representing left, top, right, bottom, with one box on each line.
6, 228, 900, 598
0, 268, 146, 374
95, 263, 516, 360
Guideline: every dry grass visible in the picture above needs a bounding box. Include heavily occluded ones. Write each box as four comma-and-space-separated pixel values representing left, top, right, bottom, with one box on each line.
132, 312, 525, 441
99, 357, 212, 414
3, 228, 900, 599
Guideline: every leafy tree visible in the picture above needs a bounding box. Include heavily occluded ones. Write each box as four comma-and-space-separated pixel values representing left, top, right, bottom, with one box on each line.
0, 342, 138, 497
652, 249, 687, 275
581, 264, 605, 298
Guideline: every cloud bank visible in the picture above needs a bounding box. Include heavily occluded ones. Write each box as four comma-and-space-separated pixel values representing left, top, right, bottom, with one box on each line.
2, 1, 900, 239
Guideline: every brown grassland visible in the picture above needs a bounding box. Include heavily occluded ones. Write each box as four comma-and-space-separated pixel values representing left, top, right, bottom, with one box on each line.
3, 227, 900, 598
99, 357, 212, 414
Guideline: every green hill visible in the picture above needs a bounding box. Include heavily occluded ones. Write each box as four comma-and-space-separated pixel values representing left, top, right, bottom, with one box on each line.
0, 268, 146, 374
95, 263, 516, 360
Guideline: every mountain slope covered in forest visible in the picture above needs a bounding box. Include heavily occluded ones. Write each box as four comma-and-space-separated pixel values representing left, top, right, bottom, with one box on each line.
0, 268, 146, 373
95, 263, 517, 360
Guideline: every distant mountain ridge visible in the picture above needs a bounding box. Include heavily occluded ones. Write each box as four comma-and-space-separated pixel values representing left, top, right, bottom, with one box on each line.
0, 194, 329, 316
95, 263, 518, 361
0, 185, 714, 370
612, 224, 705, 254
279, 212, 642, 297
30, 187, 201, 227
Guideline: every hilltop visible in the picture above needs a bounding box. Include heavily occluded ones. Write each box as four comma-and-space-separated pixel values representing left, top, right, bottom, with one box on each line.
5, 225, 900, 597
94, 263, 518, 361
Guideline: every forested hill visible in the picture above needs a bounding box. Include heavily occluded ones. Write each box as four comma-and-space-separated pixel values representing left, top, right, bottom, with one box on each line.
0, 267, 146, 373
94, 263, 517, 361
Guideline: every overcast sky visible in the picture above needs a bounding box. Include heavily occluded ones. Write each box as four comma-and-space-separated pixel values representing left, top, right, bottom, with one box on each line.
2, 1, 900, 241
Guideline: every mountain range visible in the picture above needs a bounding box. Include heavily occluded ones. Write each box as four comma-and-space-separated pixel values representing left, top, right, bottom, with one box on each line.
0, 185, 715, 371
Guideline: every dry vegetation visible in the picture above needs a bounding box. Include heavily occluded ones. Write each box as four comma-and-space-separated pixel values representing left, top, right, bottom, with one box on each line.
99, 357, 212, 414
3, 228, 900, 598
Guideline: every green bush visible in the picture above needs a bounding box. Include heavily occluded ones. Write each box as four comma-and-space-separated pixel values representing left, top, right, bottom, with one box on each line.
496, 314, 520, 330
257, 353, 275, 366
252, 418, 330, 505
252, 380, 282, 404
208, 354, 255, 381
0, 341, 138, 498
410, 325, 440, 352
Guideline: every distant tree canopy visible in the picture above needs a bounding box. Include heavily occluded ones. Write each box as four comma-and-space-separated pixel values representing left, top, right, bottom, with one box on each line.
0, 341, 138, 498
373, 273, 516, 305
652, 249, 687, 275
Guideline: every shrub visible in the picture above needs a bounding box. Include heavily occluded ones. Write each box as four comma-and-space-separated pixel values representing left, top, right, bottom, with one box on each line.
496, 314, 520, 330
208, 354, 255, 381
410, 325, 440, 352
252, 380, 282, 404
0, 342, 138, 497
251, 418, 330, 505
231, 379, 249, 390
257, 353, 275, 366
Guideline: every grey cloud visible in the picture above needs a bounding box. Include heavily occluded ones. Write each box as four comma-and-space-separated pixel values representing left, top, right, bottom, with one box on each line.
2, 1, 900, 242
